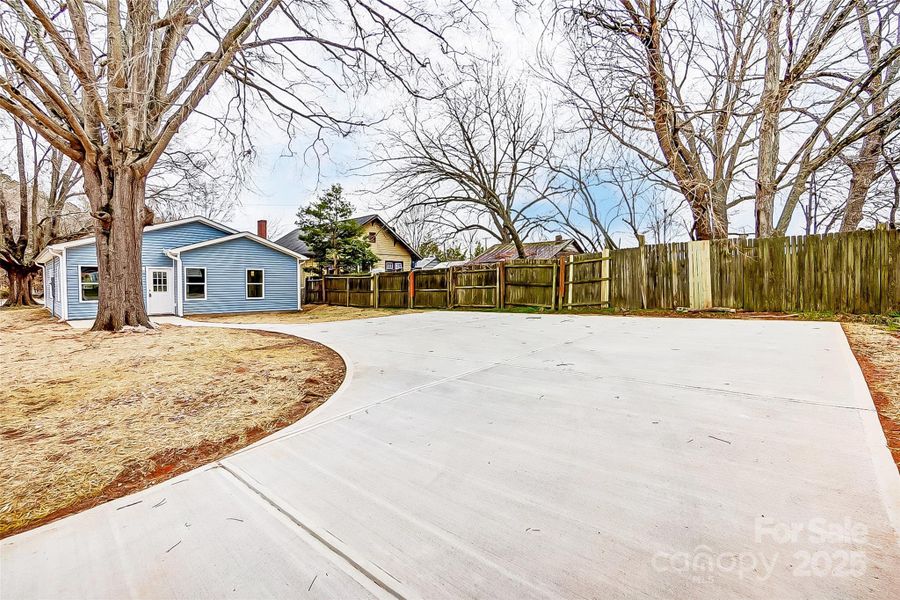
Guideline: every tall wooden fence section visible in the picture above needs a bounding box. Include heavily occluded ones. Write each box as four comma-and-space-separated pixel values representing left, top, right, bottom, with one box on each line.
311, 229, 897, 316
452, 266, 498, 308
377, 272, 409, 308
611, 229, 899, 314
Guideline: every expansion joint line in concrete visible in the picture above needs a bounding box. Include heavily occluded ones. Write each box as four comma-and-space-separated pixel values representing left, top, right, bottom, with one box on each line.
218, 462, 406, 600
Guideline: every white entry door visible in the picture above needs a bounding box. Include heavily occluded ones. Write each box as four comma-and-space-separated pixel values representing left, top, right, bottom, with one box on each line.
147, 267, 175, 315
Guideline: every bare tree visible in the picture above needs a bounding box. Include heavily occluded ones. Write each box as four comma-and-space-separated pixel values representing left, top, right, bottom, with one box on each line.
1, 119, 87, 306
547, 118, 691, 250
752, 0, 900, 235
753, 0, 862, 236
146, 143, 241, 223
549, 0, 764, 240
374, 63, 555, 258
0, 0, 459, 329
391, 204, 448, 254
838, 1, 900, 230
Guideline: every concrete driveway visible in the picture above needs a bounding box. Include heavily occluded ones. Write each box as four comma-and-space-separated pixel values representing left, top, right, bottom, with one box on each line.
3, 312, 898, 599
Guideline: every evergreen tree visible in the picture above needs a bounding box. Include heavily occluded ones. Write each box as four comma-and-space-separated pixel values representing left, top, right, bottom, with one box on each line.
418, 240, 468, 262
296, 185, 378, 274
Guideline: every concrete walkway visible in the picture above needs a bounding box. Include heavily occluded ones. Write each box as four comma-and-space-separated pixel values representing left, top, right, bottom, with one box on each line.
3, 312, 898, 599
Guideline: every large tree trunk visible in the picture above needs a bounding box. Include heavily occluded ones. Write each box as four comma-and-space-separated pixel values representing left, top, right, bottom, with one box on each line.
686, 188, 728, 241
3, 267, 37, 307
83, 162, 153, 331
755, 0, 784, 238
839, 132, 883, 232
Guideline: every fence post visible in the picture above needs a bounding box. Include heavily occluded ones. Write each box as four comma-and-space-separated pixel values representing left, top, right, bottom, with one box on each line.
551, 260, 559, 310
345, 276, 350, 307
373, 273, 379, 309
601, 249, 610, 307
497, 263, 505, 309
408, 270, 415, 309
447, 267, 454, 309
557, 256, 567, 310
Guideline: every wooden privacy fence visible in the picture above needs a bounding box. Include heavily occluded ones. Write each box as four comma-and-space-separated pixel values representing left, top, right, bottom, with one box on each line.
315, 253, 611, 311
304, 278, 324, 303
309, 229, 897, 315
611, 229, 899, 314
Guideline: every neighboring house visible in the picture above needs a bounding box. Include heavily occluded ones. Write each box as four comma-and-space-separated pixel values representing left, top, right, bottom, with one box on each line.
468, 236, 585, 265
276, 214, 421, 275
35, 216, 307, 321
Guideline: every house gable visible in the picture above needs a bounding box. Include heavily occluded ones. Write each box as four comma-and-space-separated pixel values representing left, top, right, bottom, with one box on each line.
142, 220, 231, 267
277, 214, 421, 273
177, 235, 300, 314
361, 220, 416, 271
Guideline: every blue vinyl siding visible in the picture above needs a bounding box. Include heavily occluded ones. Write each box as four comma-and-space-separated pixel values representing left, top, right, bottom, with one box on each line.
63, 221, 230, 319
181, 237, 299, 314
66, 244, 100, 319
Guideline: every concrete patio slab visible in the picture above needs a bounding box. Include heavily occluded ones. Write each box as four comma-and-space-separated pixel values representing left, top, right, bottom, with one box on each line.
3, 312, 898, 599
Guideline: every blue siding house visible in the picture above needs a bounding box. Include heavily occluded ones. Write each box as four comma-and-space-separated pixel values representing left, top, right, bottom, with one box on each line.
36, 217, 307, 321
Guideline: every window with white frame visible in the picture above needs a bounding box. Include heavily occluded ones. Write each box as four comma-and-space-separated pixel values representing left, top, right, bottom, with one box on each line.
185, 267, 206, 299
79, 266, 99, 301
246, 269, 264, 298
385, 261, 404, 272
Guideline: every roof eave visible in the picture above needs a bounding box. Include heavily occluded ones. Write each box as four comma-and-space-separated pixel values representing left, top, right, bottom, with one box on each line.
167, 231, 309, 261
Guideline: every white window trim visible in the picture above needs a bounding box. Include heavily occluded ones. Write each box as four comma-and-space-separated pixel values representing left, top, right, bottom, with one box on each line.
184, 266, 207, 301
78, 265, 100, 303
246, 268, 265, 300
174, 255, 183, 316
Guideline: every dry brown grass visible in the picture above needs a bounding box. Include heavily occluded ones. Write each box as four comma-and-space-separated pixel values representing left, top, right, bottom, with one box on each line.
188, 303, 418, 324
0, 307, 344, 538
843, 323, 900, 468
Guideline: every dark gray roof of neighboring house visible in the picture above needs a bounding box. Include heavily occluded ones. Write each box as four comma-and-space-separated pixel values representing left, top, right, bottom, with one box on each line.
468, 238, 584, 265
274, 230, 312, 256
274, 214, 422, 261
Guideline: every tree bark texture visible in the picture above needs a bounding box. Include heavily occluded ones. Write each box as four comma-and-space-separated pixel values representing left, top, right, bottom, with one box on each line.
83, 162, 153, 330
3, 267, 37, 306
755, 0, 784, 237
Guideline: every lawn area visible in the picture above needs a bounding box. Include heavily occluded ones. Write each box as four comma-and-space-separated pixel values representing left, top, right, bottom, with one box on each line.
0, 307, 344, 538
188, 303, 418, 324
843, 322, 900, 468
